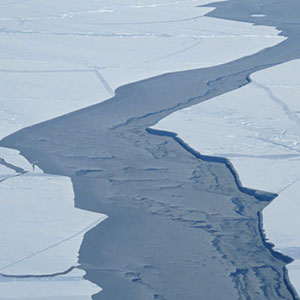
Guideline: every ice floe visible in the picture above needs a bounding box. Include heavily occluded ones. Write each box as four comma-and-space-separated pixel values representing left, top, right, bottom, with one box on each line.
0, 154, 106, 297
0, 172, 106, 275
0, 0, 284, 97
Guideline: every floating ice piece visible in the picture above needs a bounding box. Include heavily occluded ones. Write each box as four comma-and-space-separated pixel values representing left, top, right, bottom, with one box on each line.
0, 171, 107, 275
0, 70, 112, 139
0, 0, 284, 97
0, 154, 107, 298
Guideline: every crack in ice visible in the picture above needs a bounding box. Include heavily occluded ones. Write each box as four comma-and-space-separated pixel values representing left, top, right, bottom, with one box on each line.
0, 217, 105, 272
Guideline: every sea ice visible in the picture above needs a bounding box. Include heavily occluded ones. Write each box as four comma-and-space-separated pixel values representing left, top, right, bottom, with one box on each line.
0, 172, 106, 275
0, 269, 101, 300
0, 0, 288, 298
0, 0, 284, 98
0, 160, 106, 298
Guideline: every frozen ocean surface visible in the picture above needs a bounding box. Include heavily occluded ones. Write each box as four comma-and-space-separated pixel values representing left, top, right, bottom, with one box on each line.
0, 150, 106, 299
0, 0, 283, 94
0, 0, 299, 299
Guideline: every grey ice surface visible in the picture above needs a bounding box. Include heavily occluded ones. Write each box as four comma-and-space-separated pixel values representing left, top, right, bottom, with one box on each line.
2, 0, 300, 299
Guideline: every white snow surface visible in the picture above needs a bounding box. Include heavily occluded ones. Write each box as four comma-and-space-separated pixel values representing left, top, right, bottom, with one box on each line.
0, 171, 106, 275
152, 59, 300, 294
0, 160, 105, 298
0, 0, 284, 108
0, 0, 287, 298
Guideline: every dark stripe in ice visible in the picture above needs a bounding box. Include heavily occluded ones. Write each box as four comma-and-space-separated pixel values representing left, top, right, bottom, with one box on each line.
0, 265, 76, 280
0, 157, 26, 174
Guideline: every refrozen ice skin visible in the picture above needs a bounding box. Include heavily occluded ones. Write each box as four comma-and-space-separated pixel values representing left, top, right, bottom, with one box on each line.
152, 59, 300, 294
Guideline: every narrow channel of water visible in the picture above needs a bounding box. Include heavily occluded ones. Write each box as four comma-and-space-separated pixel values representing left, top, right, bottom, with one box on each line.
1, 0, 300, 299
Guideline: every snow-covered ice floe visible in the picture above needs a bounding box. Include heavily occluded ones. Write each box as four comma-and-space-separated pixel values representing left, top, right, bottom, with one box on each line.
0, 166, 106, 276
0, 0, 286, 298
0, 0, 284, 95
152, 59, 300, 294
0, 149, 106, 298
